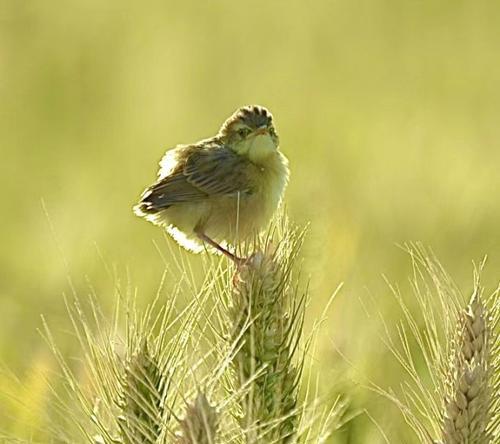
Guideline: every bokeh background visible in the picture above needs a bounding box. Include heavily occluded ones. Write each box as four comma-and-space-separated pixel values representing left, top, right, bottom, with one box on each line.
1, 0, 500, 442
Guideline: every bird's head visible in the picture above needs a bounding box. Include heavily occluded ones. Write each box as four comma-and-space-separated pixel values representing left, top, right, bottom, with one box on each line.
219, 105, 279, 162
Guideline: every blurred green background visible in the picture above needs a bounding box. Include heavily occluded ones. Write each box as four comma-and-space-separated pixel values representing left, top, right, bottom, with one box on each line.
1, 0, 500, 442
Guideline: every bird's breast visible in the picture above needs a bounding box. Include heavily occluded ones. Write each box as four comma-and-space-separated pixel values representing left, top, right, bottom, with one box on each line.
242, 151, 289, 227
204, 151, 289, 242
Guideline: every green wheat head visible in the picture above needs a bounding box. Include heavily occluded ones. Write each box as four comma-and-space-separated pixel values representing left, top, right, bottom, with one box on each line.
227, 227, 306, 443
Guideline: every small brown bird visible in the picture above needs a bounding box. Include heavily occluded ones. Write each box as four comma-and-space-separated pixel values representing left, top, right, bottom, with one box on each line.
133, 105, 289, 263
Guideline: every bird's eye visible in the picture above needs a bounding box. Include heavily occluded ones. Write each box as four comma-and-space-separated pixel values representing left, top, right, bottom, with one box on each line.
238, 128, 250, 138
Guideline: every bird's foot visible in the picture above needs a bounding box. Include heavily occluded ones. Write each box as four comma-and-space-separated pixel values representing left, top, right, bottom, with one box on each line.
196, 230, 246, 265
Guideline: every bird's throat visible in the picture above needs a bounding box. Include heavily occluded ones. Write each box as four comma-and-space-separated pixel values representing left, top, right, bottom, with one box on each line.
247, 134, 276, 163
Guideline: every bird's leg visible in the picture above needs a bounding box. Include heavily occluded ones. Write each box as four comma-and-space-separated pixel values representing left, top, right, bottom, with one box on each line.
195, 230, 245, 265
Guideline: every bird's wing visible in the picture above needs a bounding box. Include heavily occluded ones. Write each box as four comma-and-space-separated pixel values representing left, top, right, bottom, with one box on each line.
137, 144, 253, 212
184, 146, 253, 196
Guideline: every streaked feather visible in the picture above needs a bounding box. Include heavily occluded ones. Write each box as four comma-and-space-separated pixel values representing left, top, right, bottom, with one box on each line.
184, 146, 253, 196
137, 141, 254, 212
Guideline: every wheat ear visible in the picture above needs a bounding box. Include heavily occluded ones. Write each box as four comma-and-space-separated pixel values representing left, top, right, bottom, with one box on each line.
441, 288, 492, 444
118, 340, 167, 444
227, 228, 305, 443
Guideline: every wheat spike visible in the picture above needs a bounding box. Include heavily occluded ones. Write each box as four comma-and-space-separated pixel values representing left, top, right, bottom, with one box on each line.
441, 289, 492, 444
118, 340, 166, 444
228, 232, 305, 443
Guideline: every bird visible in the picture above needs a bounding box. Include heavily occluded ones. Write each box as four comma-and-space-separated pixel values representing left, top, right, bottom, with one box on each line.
133, 105, 289, 264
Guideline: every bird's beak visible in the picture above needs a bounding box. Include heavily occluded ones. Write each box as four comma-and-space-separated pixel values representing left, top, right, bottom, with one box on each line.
253, 126, 268, 136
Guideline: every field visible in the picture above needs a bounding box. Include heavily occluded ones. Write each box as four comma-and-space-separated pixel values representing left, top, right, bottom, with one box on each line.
1, 1, 500, 442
